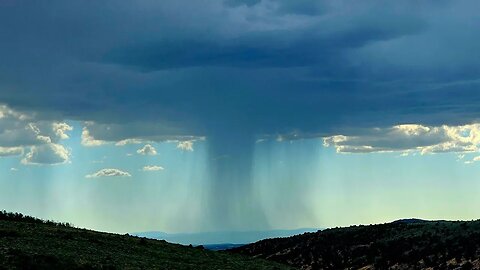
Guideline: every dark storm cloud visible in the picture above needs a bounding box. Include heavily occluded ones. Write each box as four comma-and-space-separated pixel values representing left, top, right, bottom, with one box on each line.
225, 0, 329, 16
0, 0, 479, 139
224, 0, 261, 7
103, 20, 421, 70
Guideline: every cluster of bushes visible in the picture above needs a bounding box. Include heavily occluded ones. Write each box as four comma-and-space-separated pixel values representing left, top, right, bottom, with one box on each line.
233, 220, 480, 269
0, 210, 72, 228
321, 223, 479, 268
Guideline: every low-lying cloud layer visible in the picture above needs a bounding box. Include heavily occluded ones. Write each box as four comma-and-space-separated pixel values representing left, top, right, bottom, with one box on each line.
323, 124, 480, 155
0, 146, 23, 157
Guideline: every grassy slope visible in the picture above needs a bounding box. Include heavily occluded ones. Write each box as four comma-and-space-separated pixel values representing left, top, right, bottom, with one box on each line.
0, 215, 293, 270
231, 220, 480, 269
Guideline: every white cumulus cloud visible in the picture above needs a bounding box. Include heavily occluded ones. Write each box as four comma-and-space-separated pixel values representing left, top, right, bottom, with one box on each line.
85, 168, 132, 178
21, 143, 70, 165
53, 122, 73, 140
0, 105, 73, 165
137, 144, 157, 155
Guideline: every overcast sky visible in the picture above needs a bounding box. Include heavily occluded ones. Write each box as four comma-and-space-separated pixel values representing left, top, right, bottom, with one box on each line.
1, 0, 480, 233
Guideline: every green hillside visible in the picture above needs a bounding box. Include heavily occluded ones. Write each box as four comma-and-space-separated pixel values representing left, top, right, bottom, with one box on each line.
0, 211, 293, 270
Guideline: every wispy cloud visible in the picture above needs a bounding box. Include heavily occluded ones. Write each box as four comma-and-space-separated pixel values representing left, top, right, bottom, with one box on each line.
141, 165, 164, 172
0, 146, 23, 157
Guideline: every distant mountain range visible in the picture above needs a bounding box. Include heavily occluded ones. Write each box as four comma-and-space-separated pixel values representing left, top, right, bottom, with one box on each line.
134, 228, 320, 246
202, 243, 245, 251
230, 219, 480, 269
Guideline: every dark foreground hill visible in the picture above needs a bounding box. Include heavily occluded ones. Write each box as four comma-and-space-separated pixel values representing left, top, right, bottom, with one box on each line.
231, 219, 480, 270
0, 211, 293, 270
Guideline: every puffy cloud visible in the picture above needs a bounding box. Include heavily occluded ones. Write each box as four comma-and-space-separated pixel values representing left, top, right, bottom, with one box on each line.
53, 122, 73, 140
21, 143, 70, 165
0, 147, 23, 157
136, 144, 157, 155
142, 165, 164, 171
0, 106, 67, 148
85, 168, 132, 178
0, 105, 72, 164
323, 124, 480, 155
177, 141, 194, 151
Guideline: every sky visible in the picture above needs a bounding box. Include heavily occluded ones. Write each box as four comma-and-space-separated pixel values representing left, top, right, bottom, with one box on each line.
1, 0, 480, 234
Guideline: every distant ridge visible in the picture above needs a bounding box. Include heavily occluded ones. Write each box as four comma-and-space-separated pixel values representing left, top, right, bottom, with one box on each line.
202, 243, 245, 251
391, 218, 428, 224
